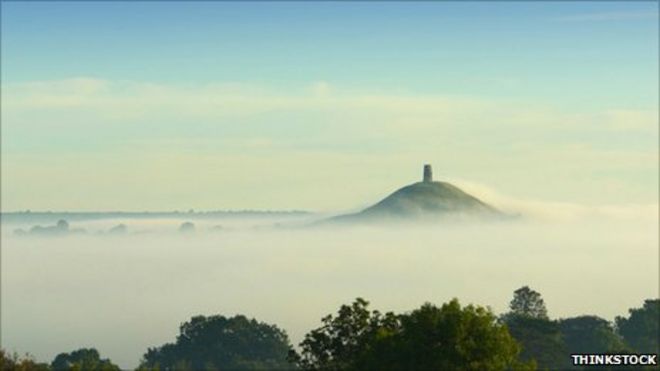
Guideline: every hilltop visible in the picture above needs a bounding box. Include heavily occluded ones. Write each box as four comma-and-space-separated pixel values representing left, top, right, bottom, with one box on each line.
328, 165, 504, 224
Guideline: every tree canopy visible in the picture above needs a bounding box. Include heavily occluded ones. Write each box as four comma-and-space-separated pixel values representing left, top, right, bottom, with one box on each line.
508, 286, 548, 320
3, 292, 657, 371
1, 350, 50, 371
291, 297, 398, 370
140, 314, 294, 370
615, 299, 659, 354
292, 298, 534, 371
559, 315, 625, 355
502, 287, 567, 370
50, 348, 120, 371
502, 313, 566, 370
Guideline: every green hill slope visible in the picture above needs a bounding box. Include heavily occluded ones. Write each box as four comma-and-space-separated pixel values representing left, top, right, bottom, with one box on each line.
328, 179, 504, 224
363, 181, 499, 216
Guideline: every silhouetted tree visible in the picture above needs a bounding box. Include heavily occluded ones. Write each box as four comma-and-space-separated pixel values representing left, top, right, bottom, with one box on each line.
178, 222, 195, 233
615, 299, 659, 354
503, 315, 566, 370
509, 286, 548, 319
291, 297, 398, 370
559, 315, 625, 356
293, 298, 534, 371
140, 314, 294, 370
378, 300, 534, 371
55, 220, 69, 231
51, 348, 120, 371
503, 287, 566, 370
1, 349, 50, 371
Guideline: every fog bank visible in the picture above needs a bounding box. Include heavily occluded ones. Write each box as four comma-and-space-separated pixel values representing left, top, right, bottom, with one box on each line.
1, 215, 657, 368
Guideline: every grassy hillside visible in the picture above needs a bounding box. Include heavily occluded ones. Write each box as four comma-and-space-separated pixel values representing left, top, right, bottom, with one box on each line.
329, 181, 503, 223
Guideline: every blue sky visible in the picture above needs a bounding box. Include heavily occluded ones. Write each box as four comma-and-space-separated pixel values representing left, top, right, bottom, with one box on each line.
3, 2, 657, 104
1, 1, 658, 211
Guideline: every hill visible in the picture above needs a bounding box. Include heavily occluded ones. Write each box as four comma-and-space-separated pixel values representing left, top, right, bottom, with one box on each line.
328, 165, 504, 224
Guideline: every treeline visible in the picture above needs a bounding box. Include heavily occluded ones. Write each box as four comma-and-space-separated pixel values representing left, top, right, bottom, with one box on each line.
1, 287, 657, 371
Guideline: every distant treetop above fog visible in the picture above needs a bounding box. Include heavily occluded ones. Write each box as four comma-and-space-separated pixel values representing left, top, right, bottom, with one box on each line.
2, 210, 311, 226
14, 219, 86, 237
179, 222, 195, 233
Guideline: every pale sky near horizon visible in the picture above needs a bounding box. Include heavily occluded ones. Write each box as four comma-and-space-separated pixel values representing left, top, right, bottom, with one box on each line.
1, 1, 658, 212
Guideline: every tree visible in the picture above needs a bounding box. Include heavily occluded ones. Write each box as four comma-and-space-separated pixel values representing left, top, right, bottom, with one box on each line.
503, 315, 566, 370
0, 349, 50, 371
509, 286, 548, 320
55, 220, 69, 231
503, 287, 566, 370
377, 300, 534, 371
178, 222, 195, 233
50, 348, 120, 371
615, 299, 659, 354
140, 314, 294, 370
292, 298, 534, 371
291, 297, 398, 370
559, 316, 625, 356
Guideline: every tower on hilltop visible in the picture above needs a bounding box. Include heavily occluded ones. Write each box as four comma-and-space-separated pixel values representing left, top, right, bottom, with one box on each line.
423, 164, 433, 183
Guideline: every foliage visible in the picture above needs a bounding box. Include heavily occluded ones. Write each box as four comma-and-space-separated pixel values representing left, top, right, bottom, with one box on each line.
292, 298, 534, 371
509, 286, 548, 320
615, 299, 659, 354
291, 297, 398, 370
559, 315, 625, 356
377, 300, 534, 371
0, 349, 50, 371
140, 314, 294, 370
503, 314, 567, 370
6, 294, 658, 371
50, 348, 120, 371
502, 287, 566, 370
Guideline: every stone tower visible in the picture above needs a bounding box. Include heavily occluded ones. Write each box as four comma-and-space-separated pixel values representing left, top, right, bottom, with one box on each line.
423, 164, 433, 183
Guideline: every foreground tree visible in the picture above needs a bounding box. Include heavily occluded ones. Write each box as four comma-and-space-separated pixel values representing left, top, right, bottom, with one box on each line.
615, 299, 659, 354
503, 314, 567, 370
377, 300, 534, 371
0, 350, 50, 371
140, 314, 294, 370
502, 287, 566, 370
291, 297, 398, 370
559, 316, 625, 356
50, 348, 120, 371
292, 298, 534, 371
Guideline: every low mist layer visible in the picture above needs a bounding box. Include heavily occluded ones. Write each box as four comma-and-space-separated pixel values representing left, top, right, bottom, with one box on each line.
1, 214, 657, 368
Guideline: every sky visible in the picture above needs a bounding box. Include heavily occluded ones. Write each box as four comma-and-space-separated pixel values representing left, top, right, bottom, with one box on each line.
1, 1, 658, 212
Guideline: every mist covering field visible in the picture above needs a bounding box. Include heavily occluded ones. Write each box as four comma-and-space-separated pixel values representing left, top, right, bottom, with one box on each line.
1, 204, 657, 369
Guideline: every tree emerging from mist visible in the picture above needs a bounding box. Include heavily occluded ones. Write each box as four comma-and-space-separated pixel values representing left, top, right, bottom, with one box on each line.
139, 314, 293, 370
501, 286, 566, 369
290, 298, 534, 371
508, 286, 549, 320
500, 286, 658, 370
2, 291, 658, 371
